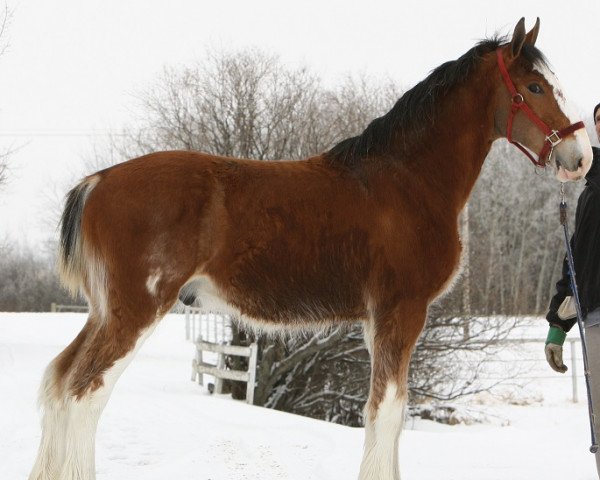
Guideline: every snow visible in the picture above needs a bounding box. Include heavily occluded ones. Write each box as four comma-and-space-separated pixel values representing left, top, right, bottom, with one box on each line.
1, 312, 598, 479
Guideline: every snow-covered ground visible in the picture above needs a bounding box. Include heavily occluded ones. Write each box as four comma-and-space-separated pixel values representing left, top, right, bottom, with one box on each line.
1, 312, 598, 480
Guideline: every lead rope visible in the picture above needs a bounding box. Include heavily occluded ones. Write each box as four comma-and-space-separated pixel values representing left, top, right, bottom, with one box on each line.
560, 184, 599, 453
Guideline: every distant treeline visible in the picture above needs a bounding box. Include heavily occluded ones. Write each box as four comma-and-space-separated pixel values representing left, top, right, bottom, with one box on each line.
0, 242, 81, 311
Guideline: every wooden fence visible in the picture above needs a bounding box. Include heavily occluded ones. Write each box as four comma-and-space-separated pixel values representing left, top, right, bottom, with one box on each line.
191, 340, 258, 405
185, 306, 232, 344
496, 337, 584, 403
185, 306, 257, 404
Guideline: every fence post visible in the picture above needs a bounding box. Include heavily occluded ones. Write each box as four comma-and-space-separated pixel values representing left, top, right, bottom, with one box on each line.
191, 342, 204, 385
51, 302, 56, 313
246, 343, 258, 405
185, 305, 190, 340
215, 348, 225, 394
190, 308, 202, 342
570, 339, 578, 403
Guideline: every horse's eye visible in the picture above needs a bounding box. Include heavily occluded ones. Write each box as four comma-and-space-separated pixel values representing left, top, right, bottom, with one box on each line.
528, 83, 543, 94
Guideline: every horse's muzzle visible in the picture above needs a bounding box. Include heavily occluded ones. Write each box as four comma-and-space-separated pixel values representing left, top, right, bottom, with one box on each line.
554, 136, 592, 182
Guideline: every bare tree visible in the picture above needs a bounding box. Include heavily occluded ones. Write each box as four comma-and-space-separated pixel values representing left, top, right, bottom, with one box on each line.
0, 150, 8, 186
87, 50, 400, 171
452, 140, 582, 316
259, 325, 370, 426
0, 5, 12, 187
127, 49, 327, 160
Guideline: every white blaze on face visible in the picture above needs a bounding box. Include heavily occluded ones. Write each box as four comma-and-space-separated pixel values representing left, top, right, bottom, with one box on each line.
533, 60, 579, 122
533, 60, 592, 179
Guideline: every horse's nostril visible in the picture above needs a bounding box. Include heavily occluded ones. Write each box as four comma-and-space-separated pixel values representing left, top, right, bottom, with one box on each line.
577, 158, 583, 169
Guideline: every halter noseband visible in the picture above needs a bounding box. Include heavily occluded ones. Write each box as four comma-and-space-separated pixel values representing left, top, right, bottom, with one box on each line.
496, 48, 584, 168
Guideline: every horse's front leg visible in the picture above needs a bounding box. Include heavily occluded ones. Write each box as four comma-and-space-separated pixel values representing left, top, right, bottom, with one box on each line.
359, 300, 427, 480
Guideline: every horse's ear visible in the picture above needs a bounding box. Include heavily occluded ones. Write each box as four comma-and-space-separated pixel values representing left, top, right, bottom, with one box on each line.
524, 17, 540, 46
509, 17, 527, 58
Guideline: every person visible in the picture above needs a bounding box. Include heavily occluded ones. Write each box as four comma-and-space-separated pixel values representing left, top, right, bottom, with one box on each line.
545, 102, 600, 474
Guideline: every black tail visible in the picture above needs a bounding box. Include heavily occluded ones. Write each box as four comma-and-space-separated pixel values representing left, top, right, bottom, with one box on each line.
58, 176, 99, 295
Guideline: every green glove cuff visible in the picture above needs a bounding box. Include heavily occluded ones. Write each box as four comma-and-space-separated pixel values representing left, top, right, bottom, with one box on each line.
546, 326, 566, 346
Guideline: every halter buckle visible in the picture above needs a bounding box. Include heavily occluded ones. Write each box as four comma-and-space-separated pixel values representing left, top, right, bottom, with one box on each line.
546, 130, 562, 147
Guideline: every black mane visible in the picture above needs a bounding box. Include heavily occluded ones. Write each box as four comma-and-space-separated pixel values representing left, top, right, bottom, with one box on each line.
324, 36, 548, 167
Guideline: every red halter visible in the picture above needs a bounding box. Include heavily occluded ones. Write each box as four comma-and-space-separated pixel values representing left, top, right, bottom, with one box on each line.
496, 48, 585, 168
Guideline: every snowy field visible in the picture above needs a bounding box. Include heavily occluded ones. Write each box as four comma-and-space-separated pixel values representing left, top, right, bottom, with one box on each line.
1, 312, 598, 480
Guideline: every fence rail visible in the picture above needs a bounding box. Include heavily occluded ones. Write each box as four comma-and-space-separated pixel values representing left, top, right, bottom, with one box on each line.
483, 336, 584, 403
50, 303, 88, 313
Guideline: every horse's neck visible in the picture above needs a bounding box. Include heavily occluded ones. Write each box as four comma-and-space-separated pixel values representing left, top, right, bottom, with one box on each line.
402, 83, 496, 215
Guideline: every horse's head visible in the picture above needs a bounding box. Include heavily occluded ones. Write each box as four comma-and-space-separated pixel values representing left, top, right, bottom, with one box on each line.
493, 18, 592, 182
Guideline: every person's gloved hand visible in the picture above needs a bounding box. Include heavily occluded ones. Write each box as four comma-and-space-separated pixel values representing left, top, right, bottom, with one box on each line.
545, 325, 567, 373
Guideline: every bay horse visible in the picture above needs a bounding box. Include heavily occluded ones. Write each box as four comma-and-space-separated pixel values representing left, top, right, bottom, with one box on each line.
30, 18, 591, 480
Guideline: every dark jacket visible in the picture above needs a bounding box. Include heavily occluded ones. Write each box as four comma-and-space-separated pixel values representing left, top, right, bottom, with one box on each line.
547, 146, 600, 331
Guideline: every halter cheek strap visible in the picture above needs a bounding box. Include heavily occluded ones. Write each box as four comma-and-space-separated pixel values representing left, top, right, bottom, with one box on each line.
496, 48, 585, 168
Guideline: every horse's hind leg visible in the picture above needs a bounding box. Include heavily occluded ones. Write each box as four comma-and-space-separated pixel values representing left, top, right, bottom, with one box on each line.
60, 319, 158, 480
30, 288, 163, 480
359, 300, 427, 480
29, 319, 97, 480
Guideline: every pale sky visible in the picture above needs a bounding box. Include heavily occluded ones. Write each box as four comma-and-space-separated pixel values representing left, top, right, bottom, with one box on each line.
0, 0, 599, 248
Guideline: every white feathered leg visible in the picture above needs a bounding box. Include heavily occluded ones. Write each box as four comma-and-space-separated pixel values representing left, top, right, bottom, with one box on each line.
359, 382, 406, 480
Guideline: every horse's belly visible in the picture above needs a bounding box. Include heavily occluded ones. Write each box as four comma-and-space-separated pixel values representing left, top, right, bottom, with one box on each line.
191, 265, 367, 327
